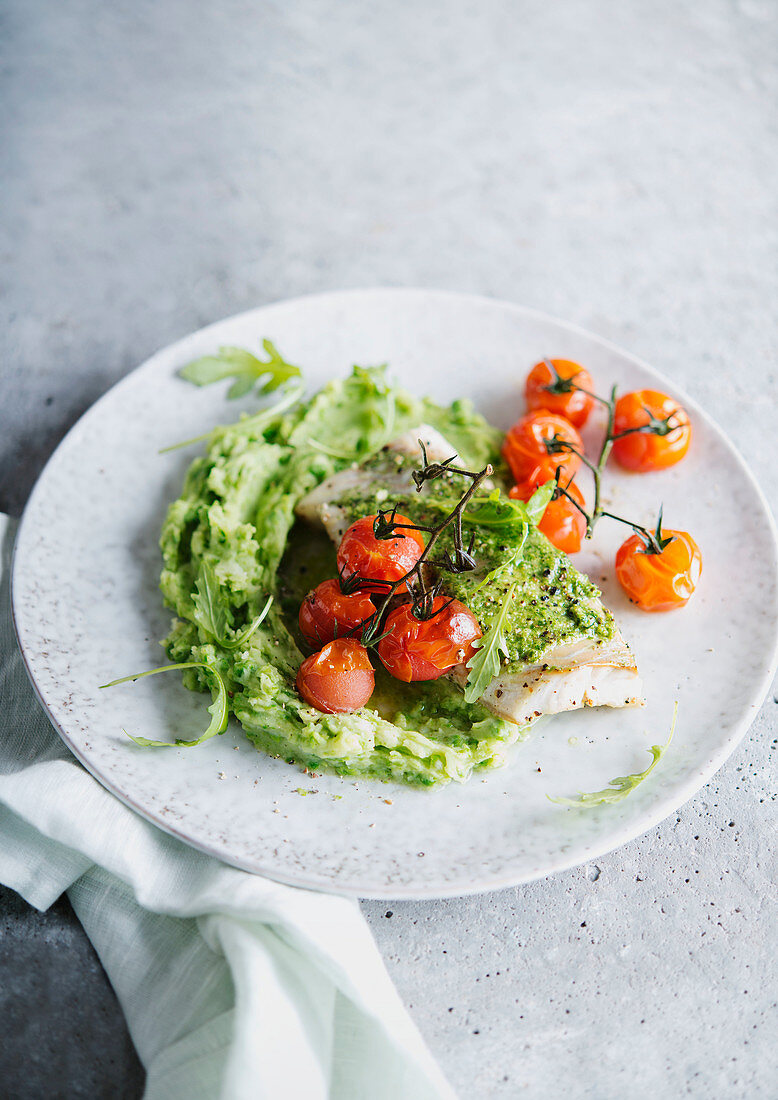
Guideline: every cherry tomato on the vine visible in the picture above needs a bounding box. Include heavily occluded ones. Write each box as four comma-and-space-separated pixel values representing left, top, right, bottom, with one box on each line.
377, 596, 482, 682
525, 359, 595, 428
611, 390, 691, 472
615, 529, 701, 612
298, 578, 376, 648
502, 411, 583, 486
337, 513, 425, 592
296, 637, 375, 713
510, 478, 588, 554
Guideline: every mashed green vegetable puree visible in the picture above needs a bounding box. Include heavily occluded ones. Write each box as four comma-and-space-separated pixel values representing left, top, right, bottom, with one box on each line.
160, 367, 529, 787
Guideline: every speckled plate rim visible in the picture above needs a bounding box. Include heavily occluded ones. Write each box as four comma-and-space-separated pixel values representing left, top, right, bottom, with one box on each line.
11, 287, 778, 899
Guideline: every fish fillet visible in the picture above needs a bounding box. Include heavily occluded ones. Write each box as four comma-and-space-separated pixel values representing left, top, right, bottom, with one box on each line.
296, 425, 458, 542
296, 425, 643, 723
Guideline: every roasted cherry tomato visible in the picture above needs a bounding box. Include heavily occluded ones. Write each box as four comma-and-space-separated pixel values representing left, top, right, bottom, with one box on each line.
611, 390, 691, 472
296, 637, 375, 713
510, 478, 588, 554
298, 578, 376, 648
525, 358, 595, 427
377, 596, 482, 682
502, 411, 583, 486
615, 529, 701, 611
336, 513, 425, 591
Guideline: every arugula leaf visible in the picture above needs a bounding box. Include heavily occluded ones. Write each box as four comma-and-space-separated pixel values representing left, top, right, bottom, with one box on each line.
524, 479, 555, 525
463, 489, 528, 529
548, 702, 678, 807
192, 562, 233, 642
466, 482, 555, 529
464, 582, 516, 703
418, 485, 551, 534
416, 490, 528, 531
228, 595, 273, 649
179, 339, 301, 399
192, 564, 273, 650
99, 662, 229, 747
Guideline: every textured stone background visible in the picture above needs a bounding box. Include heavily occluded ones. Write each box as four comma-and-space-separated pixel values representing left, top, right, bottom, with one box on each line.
2, 1, 777, 1096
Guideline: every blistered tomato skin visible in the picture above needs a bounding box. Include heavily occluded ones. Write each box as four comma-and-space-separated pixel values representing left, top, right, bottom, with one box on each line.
377, 597, 483, 682
298, 579, 375, 648
615, 530, 702, 612
611, 390, 692, 472
510, 479, 588, 554
336, 514, 425, 592
525, 359, 595, 428
296, 638, 375, 713
502, 412, 583, 487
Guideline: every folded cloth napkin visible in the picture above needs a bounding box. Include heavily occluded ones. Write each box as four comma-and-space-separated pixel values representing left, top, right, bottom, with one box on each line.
0, 513, 454, 1100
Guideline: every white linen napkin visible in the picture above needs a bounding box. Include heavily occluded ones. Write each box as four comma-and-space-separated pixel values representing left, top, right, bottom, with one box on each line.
0, 513, 455, 1100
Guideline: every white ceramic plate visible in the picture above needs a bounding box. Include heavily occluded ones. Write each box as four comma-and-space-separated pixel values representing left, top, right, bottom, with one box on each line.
12, 289, 778, 898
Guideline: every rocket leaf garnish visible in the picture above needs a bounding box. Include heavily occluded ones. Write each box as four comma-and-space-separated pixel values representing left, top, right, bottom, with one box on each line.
463, 582, 516, 703
548, 702, 678, 807
523, 479, 556, 525
192, 562, 232, 642
192, 564, 273, 649
100, 662, 229, 747
179, 339, 300, 398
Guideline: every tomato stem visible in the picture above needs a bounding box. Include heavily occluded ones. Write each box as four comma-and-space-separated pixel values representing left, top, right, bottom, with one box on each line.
548, 381, 679, 546
588, 383, 618, 534
554, 478, 591, 522
541, 359, 611, 407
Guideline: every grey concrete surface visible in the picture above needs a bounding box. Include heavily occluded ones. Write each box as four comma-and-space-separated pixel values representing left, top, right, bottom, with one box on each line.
0, 886, 144, 1098
2, 0, 777, 1096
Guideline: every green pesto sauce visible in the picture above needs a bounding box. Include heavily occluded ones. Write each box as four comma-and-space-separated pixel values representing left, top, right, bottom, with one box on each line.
335, 455, 614, 667
368, 665, 514, 749
449, 527, 613, 667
